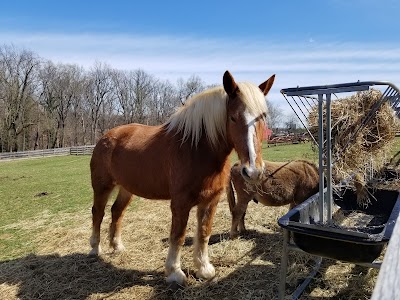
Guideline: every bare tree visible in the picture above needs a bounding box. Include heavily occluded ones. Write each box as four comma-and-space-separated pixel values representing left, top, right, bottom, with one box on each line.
0, 44, 231, 152
285, 113, 302, 134
266, 101, 284, 131
111, 69, 155, 125
148, 79, 180, 124
111, 69, 135, 123
65, 65, 86, 146
86, 62, 113, 144
0, 45, 40, 151
131, 69, 154, 123
176, 74, 206, 104
38, 62, 84, 148
38, 61, 58, 148
56, 64, 84, 147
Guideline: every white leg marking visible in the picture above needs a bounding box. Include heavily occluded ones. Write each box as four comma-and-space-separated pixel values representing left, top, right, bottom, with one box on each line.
193, 235, 215, 280
165, 243, 187, 285
111, 236, 126, 253
89, 234, 102, 256
109, 224, 126, 253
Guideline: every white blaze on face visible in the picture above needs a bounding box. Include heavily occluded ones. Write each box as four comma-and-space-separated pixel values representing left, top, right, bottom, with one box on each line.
244, 111, 258, 170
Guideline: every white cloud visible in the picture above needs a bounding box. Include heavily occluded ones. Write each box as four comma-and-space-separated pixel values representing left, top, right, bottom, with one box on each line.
1, 31, 399, 116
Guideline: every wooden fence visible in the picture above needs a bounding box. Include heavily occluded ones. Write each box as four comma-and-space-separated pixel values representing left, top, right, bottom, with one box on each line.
69, 145, 95, 156
0, 145, 95, 160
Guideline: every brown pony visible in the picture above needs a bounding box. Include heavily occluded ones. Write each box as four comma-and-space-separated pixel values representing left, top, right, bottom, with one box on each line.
227, 160, 319, 238
89, 71, 275, 286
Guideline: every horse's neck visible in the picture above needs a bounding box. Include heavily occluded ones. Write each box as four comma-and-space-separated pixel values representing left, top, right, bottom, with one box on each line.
198, 134, 233, 162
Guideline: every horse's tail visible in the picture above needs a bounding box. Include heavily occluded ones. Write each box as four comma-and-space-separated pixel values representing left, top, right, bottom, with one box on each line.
227, 173, 236, 215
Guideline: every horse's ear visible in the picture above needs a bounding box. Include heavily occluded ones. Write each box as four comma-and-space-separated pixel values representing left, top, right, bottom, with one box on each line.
259, 74, 275, 96
223, 70, 239, 97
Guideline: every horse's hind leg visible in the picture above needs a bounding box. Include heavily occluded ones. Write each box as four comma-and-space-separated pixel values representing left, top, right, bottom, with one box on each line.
90, 186, 114, 256
109, 187, 133, 253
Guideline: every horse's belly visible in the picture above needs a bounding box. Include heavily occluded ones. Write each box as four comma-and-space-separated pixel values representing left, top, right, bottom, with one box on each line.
115, 172, 170, 200
110, 155, 171, 199
256, 194, 288, 207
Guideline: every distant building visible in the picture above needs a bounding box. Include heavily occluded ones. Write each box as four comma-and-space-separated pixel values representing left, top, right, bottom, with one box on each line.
263, 126, 273, 141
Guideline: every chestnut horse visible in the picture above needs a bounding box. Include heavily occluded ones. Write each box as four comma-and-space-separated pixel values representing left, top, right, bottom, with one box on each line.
227, 160, 319, 238
89, 71, 275, 285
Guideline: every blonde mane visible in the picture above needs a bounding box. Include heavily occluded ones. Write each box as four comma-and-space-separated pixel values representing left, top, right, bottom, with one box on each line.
166, 82, 268, 148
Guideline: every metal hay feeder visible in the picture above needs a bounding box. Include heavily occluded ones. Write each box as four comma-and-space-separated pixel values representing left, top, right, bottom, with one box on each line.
277, 81, 400, 299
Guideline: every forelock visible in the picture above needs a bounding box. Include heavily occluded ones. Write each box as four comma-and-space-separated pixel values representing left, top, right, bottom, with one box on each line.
237, 82, 268, 117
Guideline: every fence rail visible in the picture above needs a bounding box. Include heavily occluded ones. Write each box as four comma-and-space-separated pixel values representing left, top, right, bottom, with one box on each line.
0, 145, 95, 160
70, 145, 95, 156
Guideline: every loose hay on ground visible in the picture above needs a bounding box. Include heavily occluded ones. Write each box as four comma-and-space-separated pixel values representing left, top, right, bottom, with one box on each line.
0, 195, 383, 299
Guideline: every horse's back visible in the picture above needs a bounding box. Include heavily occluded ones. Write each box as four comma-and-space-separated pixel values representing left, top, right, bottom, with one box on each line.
91, 123, 171, 199
256, 160, 319, 206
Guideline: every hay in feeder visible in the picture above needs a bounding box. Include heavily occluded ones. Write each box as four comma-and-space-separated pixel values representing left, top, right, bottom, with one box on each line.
308, 89, 400, 204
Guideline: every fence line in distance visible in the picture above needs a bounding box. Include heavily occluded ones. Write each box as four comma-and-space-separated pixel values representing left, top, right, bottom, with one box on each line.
0, 145, 95, 160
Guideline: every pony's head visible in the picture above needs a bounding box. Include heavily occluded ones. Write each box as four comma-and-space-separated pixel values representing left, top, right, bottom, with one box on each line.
224, 71, 275, 183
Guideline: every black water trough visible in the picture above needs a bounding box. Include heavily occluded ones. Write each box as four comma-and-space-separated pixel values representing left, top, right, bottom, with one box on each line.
278, 187, 400, 263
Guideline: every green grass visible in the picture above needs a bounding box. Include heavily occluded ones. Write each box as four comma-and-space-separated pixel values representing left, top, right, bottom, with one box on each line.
0, 156, 92, 225
0, 143, 314, 225
0, 156, 93, 258
0, 137, 397, 260
230, 141, 317, 163
263, 142, 318, 162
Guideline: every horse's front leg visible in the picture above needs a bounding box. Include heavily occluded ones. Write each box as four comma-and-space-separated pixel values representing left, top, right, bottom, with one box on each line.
193, 194, 220, 280
165, 200, 191, 286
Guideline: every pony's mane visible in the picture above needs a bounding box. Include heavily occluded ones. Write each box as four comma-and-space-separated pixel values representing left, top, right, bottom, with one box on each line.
166, 82, 268, 148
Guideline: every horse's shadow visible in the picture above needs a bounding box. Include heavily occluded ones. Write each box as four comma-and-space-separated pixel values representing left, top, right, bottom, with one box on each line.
210, 227, 374, 299
2, 229, 372, 299
0, 253, 172, 300
161, 232, 231, 247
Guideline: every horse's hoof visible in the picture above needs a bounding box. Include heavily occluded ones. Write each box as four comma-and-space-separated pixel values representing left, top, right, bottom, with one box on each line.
196, 263, 215, 280
166, 269, 187, 287
89, 246, 101, 256
112, 244, 126, 254
229, 232, 239, 240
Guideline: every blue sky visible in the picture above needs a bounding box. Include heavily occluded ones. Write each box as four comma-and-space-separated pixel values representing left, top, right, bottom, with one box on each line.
1, 0, 399, 113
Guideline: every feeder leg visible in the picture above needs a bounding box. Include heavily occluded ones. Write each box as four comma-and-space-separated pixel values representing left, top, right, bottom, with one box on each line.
291, 256, 322, 300
278, 229, 290, 300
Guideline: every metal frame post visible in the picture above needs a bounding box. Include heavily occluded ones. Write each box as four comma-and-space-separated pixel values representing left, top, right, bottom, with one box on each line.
318, 94, 325, 223
326, 93, 333, 222
278, 229, 290, 300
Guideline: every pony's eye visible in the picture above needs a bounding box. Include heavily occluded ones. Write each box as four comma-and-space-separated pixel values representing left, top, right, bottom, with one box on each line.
230, 116, 236, 123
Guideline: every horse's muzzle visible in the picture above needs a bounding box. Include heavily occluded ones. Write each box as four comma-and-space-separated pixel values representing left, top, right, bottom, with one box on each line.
240, 165, 262, 183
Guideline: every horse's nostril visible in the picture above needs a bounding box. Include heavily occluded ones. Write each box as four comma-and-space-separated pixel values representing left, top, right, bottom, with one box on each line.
241, 167, 250, 179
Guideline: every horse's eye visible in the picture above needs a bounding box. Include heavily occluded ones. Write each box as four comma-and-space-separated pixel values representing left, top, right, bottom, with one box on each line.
230, 116, 236, 123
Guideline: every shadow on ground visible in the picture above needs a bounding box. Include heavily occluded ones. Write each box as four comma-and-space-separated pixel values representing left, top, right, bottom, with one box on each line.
0, 229, 375, 299
0, 253, 171, 299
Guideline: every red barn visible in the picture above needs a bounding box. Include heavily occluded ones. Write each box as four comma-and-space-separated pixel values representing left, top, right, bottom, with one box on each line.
263, 126, 273, 141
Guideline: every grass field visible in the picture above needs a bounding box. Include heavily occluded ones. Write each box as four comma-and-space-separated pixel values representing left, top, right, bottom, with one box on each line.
0, 139, 398, 299
0, 141, 318, 261
0, 142, 315, 259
